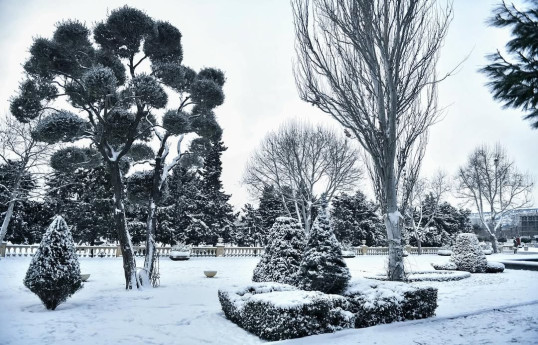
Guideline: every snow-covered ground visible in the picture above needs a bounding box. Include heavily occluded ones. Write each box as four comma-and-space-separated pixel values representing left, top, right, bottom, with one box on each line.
1, 253, 537, 345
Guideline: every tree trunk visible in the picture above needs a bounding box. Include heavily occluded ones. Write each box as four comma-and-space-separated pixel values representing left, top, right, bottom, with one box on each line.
0, 178, 22, 244
108, 162, 138, 289
490, 233, 499, 254
385, 169, 405, 281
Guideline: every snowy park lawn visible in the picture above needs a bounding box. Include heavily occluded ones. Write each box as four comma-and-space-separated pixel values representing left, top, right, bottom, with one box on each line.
1, 254, 537, 345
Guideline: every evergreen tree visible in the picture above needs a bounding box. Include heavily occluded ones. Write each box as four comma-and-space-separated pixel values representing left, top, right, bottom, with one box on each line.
481, 2, 538, 128
258, 185, 291, 234
46, 164, 115, 246
252, 217, 305, 285
297, 196, 350, 294
5, 201, 53, 244
23, 216, 82, 310
192, 140, 236, 244
450, 233, 487, 273
331, 191, 387, 246
409, 197, 471, 247
235, 204, 263, 246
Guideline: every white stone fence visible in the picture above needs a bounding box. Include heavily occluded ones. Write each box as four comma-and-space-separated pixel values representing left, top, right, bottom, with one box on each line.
0, 243, 440, 258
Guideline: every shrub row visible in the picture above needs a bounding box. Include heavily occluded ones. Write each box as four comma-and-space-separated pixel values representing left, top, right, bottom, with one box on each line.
219, 280, 438, 341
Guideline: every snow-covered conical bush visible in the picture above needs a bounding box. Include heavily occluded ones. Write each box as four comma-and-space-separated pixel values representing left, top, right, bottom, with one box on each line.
252, 217, 305, 285
297, 199, 350, 294
24, 216, 82, 310
450, 233, 487, 273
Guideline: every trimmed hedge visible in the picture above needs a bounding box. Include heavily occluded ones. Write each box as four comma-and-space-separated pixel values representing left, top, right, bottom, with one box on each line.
342, 279, 437, 328
486, 261, 505, 273
218, 283, 353, 341
219, 280, 438, 341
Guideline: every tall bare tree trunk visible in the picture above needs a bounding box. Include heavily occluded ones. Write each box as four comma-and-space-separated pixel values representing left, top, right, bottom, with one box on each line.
109, 162, 138, 289
385, 167, 405, 281
0, 176, 22, 244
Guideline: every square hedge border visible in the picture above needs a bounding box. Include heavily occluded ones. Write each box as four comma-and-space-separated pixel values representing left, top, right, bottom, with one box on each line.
218, 280, 438, 341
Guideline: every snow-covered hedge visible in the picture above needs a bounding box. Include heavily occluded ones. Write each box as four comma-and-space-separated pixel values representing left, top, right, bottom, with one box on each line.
219, 279, 438, 340
367, 270, 470, 282
485, 261, 505, 273
342, 279, 437, 327
218, 282, 352, 341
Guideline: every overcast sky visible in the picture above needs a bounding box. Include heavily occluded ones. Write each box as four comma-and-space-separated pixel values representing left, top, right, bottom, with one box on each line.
0, 0, 536, 210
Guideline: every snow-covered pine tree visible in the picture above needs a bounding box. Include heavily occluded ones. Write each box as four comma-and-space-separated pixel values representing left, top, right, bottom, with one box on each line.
450, 233, 487, 273
23, 216, 82, 310
331, 191, 387, 246
297, 196, 350, 294
252, 217, 305, 285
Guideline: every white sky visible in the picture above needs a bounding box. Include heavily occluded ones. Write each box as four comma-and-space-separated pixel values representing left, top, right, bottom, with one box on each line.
0, 0, 536, 210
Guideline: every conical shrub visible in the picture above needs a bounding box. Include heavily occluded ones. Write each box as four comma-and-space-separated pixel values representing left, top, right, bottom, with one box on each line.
297, 198, 350, 294
450, 233, 487, 273
24, 216, 82, 310
252, 217, 305, 285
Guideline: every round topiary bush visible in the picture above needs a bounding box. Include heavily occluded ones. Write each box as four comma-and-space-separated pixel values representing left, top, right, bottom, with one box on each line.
450, 233, 487, 273
23, 216, 82, 310
252, 217, 305, 285
297, 200, 350, 294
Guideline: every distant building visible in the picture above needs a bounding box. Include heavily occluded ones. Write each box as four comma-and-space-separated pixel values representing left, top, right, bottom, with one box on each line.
469, 208, 538, 239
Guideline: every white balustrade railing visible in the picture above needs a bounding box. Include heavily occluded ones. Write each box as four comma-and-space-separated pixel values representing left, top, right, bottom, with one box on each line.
1, 243, 439, 258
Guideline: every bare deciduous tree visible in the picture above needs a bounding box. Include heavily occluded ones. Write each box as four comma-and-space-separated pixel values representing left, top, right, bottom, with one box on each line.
457, 144, 533, 253
292, 0, 452, 280
244, 121, 362, 233
0, 113, 52, 243
405, 171, 451, 254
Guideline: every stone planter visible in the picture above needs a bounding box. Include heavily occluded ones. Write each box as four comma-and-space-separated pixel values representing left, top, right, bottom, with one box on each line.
204, 270, 217, 278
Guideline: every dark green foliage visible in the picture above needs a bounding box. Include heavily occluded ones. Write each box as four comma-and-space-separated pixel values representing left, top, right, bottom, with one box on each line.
93, 6, 153, 58
197, 68, 226, 86
235, 204, 264, 246
298, 198, 350, 294
190, 79, 225, 108
481, 2, 538, 128
144, 21, 183, 63
10, 79, 57, 122
190, 111, 222, 140
331, 191, 386, 246
32, 110, 85, 144
82, 66, 118, 103
252, 217, 306, 285
258, 185, 293, 236
125, 143, 154, 161
5, 201, 52, 244
50, 146, 91, 172
0, 160, 36, 204
45, 164, 115, 245
153, 64, 195, 92
129, 74, 167, 108
162, 110, 190, 135
126, 170, 157, 205
23, 216, 82, 310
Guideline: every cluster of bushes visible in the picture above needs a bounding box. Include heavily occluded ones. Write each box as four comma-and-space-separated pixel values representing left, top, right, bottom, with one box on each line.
220, 199, 438, 341
219, 280, 437, 341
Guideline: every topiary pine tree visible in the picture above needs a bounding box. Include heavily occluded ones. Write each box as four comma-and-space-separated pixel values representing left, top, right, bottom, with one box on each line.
297, 195, 350, 294
481, 1, 538, 128
252, 217, 305, 285
10, 6, 225, 289
23, 216, 82, 310
450, 233, 487, 273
